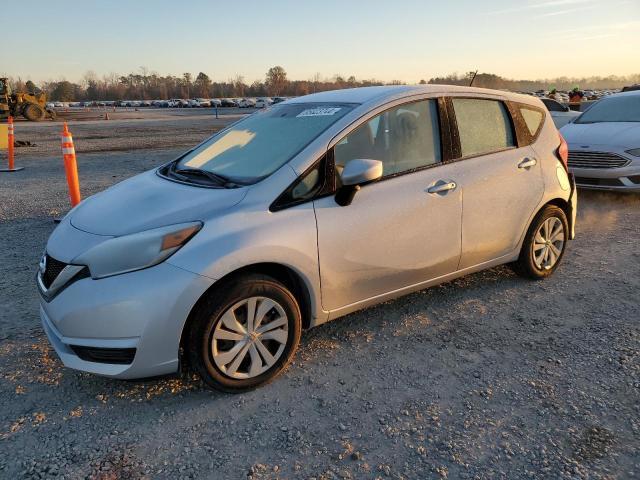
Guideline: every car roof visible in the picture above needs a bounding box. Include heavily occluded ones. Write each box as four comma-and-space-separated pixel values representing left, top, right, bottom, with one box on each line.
284, 84, 534, 106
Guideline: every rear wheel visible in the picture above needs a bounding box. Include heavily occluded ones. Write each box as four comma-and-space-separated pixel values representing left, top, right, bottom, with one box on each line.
513, 205, 568, 280
188, 274, 302, 392
23, 103, 45, 121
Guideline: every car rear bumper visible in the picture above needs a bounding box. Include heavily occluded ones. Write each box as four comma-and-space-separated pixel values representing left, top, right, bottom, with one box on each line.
568, 173, 577, 240
39, 262, 213, 379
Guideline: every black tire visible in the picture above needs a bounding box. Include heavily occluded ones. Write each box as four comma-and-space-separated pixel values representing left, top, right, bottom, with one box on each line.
187, 274, 302, 393
513, 205, 569, 280
23, 103, 45, 121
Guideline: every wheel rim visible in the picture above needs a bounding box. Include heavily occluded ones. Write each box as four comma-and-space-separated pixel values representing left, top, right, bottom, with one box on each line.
532, 216, 565, 270
211, 296, 288, 379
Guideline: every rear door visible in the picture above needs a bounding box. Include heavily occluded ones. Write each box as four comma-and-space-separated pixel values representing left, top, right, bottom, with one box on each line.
447, 97, 544, 269
313, 98, 463, 312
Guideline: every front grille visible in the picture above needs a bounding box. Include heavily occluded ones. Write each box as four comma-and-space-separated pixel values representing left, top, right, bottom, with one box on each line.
70, 345, 137, 365
575, 177, 625, 187
568, 151, 630, 169
42, 254, 67, 288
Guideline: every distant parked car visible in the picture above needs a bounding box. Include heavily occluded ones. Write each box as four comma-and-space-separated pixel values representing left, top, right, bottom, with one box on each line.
255, 98, 273, 109
238, 98, 256, 108
195, 98, 212, 107
220, 98, 237, 107
167, 99, 188, 107
561, 90, 640, 192
272, 97, 287, 104
540, 98, 581, 128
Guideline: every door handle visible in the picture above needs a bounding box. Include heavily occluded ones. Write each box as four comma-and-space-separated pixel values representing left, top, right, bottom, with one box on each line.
427, 181, 457, 194
518, 157, 537, 169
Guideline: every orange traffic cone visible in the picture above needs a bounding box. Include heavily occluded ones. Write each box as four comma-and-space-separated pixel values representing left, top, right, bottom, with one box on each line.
61, 122, 81, 206
1, 116, 24, 172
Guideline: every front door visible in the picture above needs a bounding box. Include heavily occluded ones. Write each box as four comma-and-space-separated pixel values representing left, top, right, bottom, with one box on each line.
313, 98, 462, 312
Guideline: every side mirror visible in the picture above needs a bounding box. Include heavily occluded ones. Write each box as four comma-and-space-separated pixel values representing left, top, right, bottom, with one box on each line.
335, 159, 383, 207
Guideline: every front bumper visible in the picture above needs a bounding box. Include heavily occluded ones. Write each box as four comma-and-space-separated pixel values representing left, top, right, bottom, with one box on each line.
570, 162, 640, 192
39, 262, 212, 379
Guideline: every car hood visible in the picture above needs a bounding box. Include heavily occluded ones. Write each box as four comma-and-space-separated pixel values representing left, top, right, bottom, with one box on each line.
70, 170, 247, 236
560, 122, 640, 148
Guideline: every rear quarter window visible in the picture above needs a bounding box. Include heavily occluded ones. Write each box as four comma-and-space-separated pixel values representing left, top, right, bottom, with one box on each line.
519, 106, 545, 138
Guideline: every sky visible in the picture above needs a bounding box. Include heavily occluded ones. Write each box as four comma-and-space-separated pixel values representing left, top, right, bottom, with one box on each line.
2, 0, 639, 84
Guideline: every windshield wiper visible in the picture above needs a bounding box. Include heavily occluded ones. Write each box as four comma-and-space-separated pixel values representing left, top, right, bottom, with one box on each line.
168, 162, 238, 188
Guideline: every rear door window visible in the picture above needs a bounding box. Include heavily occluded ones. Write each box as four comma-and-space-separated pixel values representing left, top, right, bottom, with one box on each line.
452, 98, 515, 157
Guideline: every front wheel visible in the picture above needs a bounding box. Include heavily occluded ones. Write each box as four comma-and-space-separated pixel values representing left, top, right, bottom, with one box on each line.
23, 103, 45, 121
188, 274, 302, 392
513, 205, 569, 280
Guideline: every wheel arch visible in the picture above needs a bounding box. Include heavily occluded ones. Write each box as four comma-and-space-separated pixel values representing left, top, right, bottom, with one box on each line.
516, 196, 573, 257
541, 197, 572, 233
527, 197, 572, 233
178, 262, 314, 372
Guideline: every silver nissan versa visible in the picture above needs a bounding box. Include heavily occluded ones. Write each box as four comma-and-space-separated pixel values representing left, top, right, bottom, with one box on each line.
37, 85, 577, 392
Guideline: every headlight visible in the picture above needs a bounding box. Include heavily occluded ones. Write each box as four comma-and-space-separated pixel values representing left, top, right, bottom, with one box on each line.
74, 222, 202, 279
626, 148, 640, 157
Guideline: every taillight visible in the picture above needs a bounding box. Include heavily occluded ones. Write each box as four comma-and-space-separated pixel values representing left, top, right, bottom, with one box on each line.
556, 132, 569, 171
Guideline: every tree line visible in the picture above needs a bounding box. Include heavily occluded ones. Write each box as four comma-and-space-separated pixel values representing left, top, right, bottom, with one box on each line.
6, 67, 387, 102
5, 67, 640, 102
427, 71, 640, 92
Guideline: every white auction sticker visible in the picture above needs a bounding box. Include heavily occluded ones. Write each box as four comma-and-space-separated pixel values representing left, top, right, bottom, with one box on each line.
297, 107, 342, 117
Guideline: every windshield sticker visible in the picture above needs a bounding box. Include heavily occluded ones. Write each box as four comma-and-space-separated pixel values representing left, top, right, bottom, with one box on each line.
297, 107, 342, 117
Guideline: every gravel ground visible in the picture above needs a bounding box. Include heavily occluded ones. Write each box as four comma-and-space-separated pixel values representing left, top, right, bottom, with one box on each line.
0, 113, 639, 479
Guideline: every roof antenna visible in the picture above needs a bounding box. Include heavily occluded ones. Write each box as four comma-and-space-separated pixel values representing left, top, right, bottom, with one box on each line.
468, 70, 478, 87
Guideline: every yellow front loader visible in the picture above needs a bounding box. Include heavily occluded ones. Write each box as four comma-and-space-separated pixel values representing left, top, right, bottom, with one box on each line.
0, 78, 56, 121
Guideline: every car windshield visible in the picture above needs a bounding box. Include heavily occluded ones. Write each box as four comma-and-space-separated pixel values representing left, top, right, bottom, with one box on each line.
575, 95, 640, 123
177, 103, 354, 183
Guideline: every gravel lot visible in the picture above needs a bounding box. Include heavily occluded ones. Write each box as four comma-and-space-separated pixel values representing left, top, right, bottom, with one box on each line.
0, 111, 638, 479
